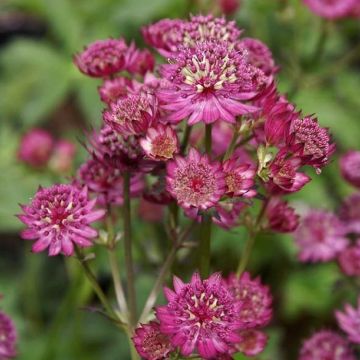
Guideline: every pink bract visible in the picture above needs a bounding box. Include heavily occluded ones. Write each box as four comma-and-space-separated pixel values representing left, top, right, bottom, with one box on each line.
336, 297, 360, 344
74, 38, 127, 77
338, 244, 360, 277
124, 42, 155, 76
133, 321, 174, 360
18, 184, 105, 256
266, 197, 299, 233
166, 148, 226, 210
156, 272, 243, 359
299, 330, 355, 360
294, 209, 348, 262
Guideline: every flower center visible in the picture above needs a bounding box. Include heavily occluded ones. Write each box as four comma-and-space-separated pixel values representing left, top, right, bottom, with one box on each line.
151, 135, 177, 159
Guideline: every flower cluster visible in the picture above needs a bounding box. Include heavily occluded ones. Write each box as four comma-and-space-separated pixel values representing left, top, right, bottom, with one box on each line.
0, 308, 17, 359
134, 272, 273, 359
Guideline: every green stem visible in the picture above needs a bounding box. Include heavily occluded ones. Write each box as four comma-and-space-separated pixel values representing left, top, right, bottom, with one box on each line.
236, 199, 269, 277
74, 247, 118, 321
199, 214, 212, 278
123, 170, 137, 329
223, 129, 239, 161
205, 124, 212, 155
181, 124, 192, 154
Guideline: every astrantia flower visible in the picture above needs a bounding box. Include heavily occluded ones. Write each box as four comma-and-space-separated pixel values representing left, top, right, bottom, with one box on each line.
266, 197, 299, 233
236, 330, 267, 357
226, 272, 273, 329
299, 330, 355, 360
222, 157, 256, 198
156, 272, 242, 359
268, 151, 311, 194
339, 193, 360, 234
338, 245, 360, 277
158, 40, 264, 125
166, 148, 226, 210
89, 125, 151, 171
124, 42, 155, 76
18, 128, 54, 168
18, 184, 105, 256
219, 0, 241, 15
340, 151, 360, 188
303, 0, 359, 20
49, 140, 76, 173
294, 210, 348, 262
133, 321, 174, 360
0, 311, 17, 359
287, 115, 335, 172
98, 77, 133, 104
336, 297, 360, 344
238, 38, 276, 77
74, 39, 127, 77
140, 124, 179, 161
78, 158, 144, 206
142, 19, 185, 57
103, 91, 158, 136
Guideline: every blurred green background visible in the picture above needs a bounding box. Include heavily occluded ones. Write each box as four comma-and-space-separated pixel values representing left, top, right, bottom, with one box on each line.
0, 0, 359, 359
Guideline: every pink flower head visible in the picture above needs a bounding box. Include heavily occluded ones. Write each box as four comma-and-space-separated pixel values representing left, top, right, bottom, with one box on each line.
294, 209, 349, 262
338, 245, 360, 277
124, 42, 155, 76
339, 193, 360, 234
142, 19, 185, 57
77, 158, 144, 206
156, 272, 243, 359
158, 40, 265, 125
166, 148, 226, 210
103, 91, 158, 136
222, 157, 256, 198
98, 77, 133, 104
336, 297, 360, 344
89, 125, 147, 171
268, 151, 311, 194
49, 140, 76, 173
235, 330, 267, 357
140, 124, 179, 161
340, 151, 360, 188
213, 201, 247, 229
287, 115, 335, 172
226, 272, 273, 329
219, 0, 241, 15
18, 128, 54, 168
0, 311, 17, 359
133, 321, 174, 360
299, 330, 355, 360
238, 38, 277, 77
266, 197, 299, 233
303, 0, 359, 20
74, 38, 127, 77
18, 184, 105, 256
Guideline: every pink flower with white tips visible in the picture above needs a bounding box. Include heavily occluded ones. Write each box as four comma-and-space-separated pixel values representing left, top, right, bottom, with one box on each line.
133, 321, 174, 360
98, 77, 133, 104
158, 40, 265, 125
294, 210, 349, 262
226, 272, 273, 329
103, 91, 158, 137
74, 39, 127, 77
18, 184, 105, 256
222, 157, 256, 198
299, 330, 355, 360
166, 148, 226, 210
140, 124, 179, 161
156, 272, 243, 359
336, 297, 360, 344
